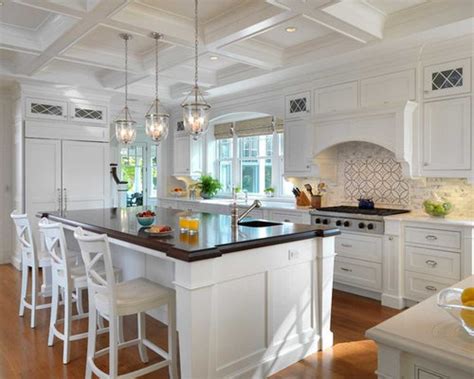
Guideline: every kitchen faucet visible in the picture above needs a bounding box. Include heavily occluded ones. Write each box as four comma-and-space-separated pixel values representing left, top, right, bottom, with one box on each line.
231, 187, 262, 228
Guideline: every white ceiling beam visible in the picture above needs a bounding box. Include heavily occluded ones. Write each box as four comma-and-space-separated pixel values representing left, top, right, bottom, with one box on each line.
218, 39, 284, 70
16, 0, 133, 76
11, 0, 86, 18
98, 69, 148, 90
267, 0, 382, 43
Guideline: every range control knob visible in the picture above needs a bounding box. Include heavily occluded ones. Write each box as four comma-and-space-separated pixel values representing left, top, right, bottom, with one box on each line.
322, 219, 329, 225
358, 222, 366, 229
367, 223, 374, 230
335, 220, 342, 226
315, 218, 321, 224
343, 221, 350, 227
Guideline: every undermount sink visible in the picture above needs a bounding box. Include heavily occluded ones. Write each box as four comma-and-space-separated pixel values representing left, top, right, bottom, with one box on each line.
238, 220, 282, 227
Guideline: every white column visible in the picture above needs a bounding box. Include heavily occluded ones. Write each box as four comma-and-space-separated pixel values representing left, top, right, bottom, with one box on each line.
315, 235, 336, 350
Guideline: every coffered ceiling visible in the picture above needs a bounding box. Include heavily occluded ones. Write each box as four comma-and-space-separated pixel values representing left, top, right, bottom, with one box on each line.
0, 0, 472, 106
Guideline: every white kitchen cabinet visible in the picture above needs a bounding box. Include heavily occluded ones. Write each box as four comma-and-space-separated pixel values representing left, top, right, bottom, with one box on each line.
283, 119, 313, 177
268, 210, 308, 224
173, 135, 203, 178
423, 58, 471, 99
26, 97, 68, 121
360, 70, 415, 107
25, 138, 109, 244
69, 102, 107, 125
285, 91, 311, 119
314, 81, 358, 114
422, 96, 471, 174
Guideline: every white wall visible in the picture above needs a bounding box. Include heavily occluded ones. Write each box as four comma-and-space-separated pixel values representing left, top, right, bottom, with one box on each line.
0, 91, 13, 264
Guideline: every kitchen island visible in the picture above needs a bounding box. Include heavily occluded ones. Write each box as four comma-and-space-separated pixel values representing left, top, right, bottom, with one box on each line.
41, 207, 340, 378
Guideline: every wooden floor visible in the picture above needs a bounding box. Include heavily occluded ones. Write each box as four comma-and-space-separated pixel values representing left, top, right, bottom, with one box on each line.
0, 264, 400, 378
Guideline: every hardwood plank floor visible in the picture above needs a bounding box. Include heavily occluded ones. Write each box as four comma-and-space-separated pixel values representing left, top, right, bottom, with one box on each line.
0, 264, 400, 378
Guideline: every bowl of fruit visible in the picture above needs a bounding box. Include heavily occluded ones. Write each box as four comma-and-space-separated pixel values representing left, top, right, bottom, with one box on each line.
170, 187, 186, 197
136, 210, 156, 227
438, 286, 474, 337
422, 194, 453, 218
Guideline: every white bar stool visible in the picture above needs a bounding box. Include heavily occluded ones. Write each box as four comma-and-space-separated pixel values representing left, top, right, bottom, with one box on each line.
74, 227, 178, 379
39, 218, 121, 364
11, 210, 52, 328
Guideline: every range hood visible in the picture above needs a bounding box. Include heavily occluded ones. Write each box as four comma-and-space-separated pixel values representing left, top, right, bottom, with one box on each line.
313, 101, 418, 177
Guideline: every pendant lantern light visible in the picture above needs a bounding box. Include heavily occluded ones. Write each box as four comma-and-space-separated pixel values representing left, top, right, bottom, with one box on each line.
114, 33, 136, 145
145, 32, 169, 144
181, 0, 211, 140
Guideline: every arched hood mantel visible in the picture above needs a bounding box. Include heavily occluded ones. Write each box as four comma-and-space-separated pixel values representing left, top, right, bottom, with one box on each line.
313, 101, 418, 177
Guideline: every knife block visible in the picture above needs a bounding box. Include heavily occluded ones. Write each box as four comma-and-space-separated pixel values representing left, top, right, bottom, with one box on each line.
296, 192, 311, 206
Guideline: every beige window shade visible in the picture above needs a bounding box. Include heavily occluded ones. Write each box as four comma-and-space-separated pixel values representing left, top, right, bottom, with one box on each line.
234, 116, 274, 137
214, 122, 233, 139
274, 118, 284, 133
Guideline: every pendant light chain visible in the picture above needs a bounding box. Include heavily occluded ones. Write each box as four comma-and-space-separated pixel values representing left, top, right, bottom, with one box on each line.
124, 34, 130, 120
155, 35, 159, 104
194, 0, 199, 100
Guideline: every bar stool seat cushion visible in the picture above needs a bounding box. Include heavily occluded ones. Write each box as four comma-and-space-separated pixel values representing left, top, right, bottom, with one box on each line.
95, 278, 171, 317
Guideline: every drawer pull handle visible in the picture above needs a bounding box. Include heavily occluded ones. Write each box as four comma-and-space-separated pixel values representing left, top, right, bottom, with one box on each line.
341, 243, 353, 248
425, 235, 438, 241
340, 267, 352, 272
425, 260, 438, 267
425, 285, 437, 292
284, 219, 291, 222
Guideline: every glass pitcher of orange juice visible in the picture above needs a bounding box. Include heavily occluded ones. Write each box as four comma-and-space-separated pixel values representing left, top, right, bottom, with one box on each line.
179, 216, 190, 233
188, 218, 200, 235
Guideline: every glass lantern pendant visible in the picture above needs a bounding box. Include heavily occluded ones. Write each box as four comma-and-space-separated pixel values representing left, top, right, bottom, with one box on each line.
181, 0, 211, 141
115, 33, 137, 145
145, 32, 169, 144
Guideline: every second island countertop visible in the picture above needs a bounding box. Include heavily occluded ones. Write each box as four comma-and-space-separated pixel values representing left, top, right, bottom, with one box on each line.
40, 207, 340, 262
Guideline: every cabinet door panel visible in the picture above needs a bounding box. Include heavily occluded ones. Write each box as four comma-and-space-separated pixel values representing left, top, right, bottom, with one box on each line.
361, 70, 415, 107
283, 120, 312, 176
424, 58, 471, 99
285, 91, 311, 119
314, 82, 358, 113
423, 97, 471, 171
62, 140, 108, 210
26, 97, 68, 121
25, 138, 62, 245
173, 136, 190, 176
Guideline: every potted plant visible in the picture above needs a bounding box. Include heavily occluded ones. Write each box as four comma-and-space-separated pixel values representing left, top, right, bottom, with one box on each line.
196, 174, 222, 199
264, 187, 275, 198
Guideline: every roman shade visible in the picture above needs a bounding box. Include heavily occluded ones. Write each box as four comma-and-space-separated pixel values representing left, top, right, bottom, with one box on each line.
234, 116, 284, 137
213, 122, 233, 139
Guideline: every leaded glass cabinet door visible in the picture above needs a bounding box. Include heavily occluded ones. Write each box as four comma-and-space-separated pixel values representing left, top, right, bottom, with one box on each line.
423, 58, 471, 99
26, 97, 68, 121
70, 102, 107, 125
285, 91, 311, 119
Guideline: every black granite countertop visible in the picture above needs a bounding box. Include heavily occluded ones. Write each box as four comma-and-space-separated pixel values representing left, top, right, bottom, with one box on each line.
40, 207, 340, 262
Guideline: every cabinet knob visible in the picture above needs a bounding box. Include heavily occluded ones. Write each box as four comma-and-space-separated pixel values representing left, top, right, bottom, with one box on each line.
388, 236, 394, 241
425, 235, 438, 241
425, 285, 437, 292
424, 162, 429, 166
425, 259, 438, 267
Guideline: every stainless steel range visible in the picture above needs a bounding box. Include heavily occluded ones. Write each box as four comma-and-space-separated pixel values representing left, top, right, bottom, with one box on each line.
310, 206, 410, 235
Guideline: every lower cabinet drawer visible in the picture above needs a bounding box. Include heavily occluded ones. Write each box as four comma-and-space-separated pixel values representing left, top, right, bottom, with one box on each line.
270, 211, 305, 224
334, 256, 382, 291
405, 246, 460, 280
404, 271, 454, 302
405, 227, 461, 251
336, 233, 382, 263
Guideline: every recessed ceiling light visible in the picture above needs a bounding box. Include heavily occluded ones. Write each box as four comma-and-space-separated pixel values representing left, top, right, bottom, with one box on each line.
210, 56, 219, 61
285, 26, 297, 33
0, 2, 4, 6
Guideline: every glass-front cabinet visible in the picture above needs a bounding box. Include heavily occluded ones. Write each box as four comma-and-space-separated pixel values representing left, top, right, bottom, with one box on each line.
423, 58, 471, 99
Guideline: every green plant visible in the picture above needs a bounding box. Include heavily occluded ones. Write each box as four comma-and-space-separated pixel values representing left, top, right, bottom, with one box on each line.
264, 187, 275, 193
197, 174, 222, 198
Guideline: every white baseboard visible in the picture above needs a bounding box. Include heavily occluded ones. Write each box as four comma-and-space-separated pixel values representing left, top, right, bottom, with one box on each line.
381, 293, 406, 310
11, 254, 21, 271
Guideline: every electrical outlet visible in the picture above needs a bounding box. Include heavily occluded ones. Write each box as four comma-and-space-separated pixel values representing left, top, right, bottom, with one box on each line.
288, 249, 299, 260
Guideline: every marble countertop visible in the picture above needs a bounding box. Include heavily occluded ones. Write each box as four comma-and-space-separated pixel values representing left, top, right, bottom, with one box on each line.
384, 211, 474, 227
366, 276, 474, 373
40, 207, 339, 262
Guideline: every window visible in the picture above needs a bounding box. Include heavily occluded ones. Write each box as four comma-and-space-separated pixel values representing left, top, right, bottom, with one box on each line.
216, 132, 292, 197
149, 145, 158, 198
216, 138, 233, 193
120, 145, 144, 207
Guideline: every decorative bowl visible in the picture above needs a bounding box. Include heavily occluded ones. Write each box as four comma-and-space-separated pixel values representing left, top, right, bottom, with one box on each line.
136, 211, 156, 226
423, 198, 453, 217
437, 288, 474, 337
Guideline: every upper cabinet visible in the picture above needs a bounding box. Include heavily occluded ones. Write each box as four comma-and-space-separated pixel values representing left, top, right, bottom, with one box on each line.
314, 81, 358, 114
26, 97, 108, 125
70, 102, 107, 125
26, 98, 68, 121
285, 91, 311, 119
360, 70, 416, 107
283, 119, 313, 177
422, 96, 471, 174
173, 135, 203, 178
423, 58, 471, 99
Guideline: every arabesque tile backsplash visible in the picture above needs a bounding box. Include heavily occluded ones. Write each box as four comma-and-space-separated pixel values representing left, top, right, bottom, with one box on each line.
293, 142, 474, 217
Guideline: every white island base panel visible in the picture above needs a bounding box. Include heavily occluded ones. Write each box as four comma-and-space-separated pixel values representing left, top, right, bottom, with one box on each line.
66, 230, 336, 379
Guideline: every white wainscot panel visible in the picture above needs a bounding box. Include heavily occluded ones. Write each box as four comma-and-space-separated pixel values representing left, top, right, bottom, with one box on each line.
271, 262, 313, 346
216, 273, 267, 371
